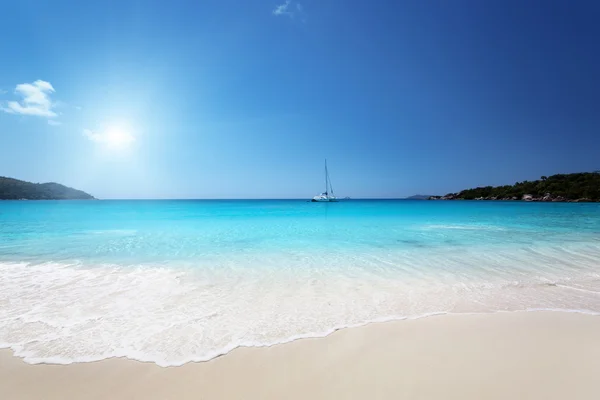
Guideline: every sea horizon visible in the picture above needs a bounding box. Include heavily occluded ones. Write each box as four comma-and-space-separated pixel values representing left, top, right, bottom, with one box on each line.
3, 197, 416, 201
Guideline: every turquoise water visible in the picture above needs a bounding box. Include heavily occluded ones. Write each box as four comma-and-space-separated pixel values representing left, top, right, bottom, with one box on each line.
1, 200, 600, 366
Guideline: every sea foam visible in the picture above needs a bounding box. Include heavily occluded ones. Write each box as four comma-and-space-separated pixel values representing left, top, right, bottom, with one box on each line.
2, 242, 600, 367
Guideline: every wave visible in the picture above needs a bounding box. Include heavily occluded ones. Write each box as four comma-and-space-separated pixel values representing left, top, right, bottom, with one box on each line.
1, 245, 600, 367
2, 307, 599, 367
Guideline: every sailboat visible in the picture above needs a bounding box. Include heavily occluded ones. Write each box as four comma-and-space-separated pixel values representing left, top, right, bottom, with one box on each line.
312, 159, 338, 202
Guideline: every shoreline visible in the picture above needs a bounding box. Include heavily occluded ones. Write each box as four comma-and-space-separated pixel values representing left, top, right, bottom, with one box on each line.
2, 308, 600, 367
3, 247, 600, 367
2, 311, 599, 399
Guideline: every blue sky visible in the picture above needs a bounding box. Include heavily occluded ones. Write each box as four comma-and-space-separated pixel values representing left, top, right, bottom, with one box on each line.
1, 0, 599, 199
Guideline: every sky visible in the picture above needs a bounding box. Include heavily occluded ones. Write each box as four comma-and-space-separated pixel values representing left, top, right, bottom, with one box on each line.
1, 0, 599, 199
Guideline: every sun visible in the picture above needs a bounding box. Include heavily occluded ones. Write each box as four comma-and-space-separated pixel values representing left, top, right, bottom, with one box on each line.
104, 127, 135, 148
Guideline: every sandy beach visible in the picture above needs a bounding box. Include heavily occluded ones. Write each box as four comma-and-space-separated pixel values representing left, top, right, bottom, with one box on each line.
1, 311, 599, 400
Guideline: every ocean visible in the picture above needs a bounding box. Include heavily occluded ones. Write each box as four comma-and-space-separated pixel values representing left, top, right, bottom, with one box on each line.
1, 199, 599, 366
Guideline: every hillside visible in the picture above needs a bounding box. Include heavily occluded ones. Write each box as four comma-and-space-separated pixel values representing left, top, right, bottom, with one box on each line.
429, 172, 600, 202
406, 194, 436, 200
0, 177, 95, 200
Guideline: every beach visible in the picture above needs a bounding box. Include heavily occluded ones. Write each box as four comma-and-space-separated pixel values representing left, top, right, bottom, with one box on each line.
1, 311, 599, 400
1, 200, 600, 398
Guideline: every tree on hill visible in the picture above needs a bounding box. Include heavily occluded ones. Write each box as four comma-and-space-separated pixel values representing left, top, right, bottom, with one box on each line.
453, 172, 600, 201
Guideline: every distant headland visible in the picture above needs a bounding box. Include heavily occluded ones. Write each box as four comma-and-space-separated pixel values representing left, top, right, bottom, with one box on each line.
405, 194, 436, 200
428, 172, 600, 202
0, 177, 95, 200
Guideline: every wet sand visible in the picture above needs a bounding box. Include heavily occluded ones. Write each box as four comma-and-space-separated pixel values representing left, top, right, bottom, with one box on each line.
1, 311, 599, 400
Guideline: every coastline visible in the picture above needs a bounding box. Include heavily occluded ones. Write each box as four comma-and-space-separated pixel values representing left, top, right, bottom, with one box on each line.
2, 311, 599, 400
427, 198, 599, 202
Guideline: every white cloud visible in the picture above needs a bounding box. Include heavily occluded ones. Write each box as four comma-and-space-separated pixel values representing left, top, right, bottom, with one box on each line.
273, 1, 304, 19
0, 89, 7, 94
1, 80, 58, 118
273, 1, 291, 16
47, 120, 62, 126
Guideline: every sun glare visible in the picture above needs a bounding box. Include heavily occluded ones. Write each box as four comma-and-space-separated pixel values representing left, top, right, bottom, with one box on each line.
104, 127, 135, 148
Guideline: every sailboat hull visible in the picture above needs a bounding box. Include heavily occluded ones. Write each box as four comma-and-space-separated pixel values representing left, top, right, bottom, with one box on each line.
311, 195, 338, 202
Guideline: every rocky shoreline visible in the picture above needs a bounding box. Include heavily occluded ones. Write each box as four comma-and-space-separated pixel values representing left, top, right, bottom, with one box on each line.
427, 173, 599, 203
428, 193, 596, 202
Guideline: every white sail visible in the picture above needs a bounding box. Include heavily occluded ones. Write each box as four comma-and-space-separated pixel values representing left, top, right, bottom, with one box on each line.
312, 159, 338, 202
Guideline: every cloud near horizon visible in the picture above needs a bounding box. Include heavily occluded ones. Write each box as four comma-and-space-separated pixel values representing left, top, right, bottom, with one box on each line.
1, 80, 58, 118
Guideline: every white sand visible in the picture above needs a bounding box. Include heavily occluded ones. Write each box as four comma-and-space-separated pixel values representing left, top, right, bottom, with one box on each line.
1, 311, 599, 400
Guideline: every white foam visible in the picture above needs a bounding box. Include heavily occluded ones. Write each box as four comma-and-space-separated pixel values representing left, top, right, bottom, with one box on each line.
1, 243, 600, 367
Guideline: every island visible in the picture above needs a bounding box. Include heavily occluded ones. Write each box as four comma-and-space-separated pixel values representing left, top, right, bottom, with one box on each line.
406, 194, 436, 200
0, 176, 95, 200
428, 172, 600, 202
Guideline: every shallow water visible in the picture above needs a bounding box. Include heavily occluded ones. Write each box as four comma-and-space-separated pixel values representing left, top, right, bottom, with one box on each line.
1, 200, 599, 366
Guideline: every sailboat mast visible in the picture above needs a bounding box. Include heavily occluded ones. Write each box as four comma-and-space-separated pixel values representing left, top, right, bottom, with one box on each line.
325, 159, 328, 195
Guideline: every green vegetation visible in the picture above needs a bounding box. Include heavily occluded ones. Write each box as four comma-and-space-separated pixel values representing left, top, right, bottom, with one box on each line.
0, 177, 95, 200
446, 172, 600, 201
